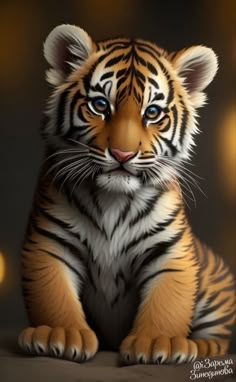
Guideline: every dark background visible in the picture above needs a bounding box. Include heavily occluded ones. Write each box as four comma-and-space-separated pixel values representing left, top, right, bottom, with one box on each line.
0, 0, 235, 350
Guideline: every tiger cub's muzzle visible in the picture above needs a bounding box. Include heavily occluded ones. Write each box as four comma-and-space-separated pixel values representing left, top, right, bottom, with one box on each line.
108, 148, 137, 163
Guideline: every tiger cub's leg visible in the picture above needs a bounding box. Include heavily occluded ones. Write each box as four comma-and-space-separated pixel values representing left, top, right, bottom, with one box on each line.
18, 239, 98, 362
190, 243, 236, 358
120, 232, 200, 365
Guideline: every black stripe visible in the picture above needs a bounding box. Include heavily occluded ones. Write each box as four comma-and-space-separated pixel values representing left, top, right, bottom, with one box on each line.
147, 62, 158, 75
220, 284, 236, 292
100, 40, 130, 49
56, 90, 70, 135
110, 197, 133, 239
115, 269, 126, 288
206, 291, 219, 306
170, 51, 178, 60
89, 145, 106, 154
37, 187, 55, 206
77, 107, 88, 123
157, 206, 182, 230
116, 86, 128, 106
117, 75, 127, 90
136, 77, 145, 93
100, 71, 114, 80
159, 118, 171, 133
179, 103, 189, 145
158, 135, 179, 156
155, 138, 163, 153
22, 246, 31, 253
139, 268, 183, 289
111, 293, 120, 307
129, 191, 160, 227
22, 276, 34, 282
167, 79, 174, 104
83, 63, 97, 93
136, 45, 160, 62
151, 142, 157, 155
133, 229, 184, 277
156, 59, 174, 104
210, 253, 221, 275
83, 44, 125, 89
56, 82, 78, 135
135, 69, 146, 83
27, 238, 38, 245
170, 104, 178, 140
135, 54, 147, 67
105, 54, 125, 67
41, 249, 84, 281
77, 125, 96, 139
196, 289, 207, 303
86, 134, 98, 146
140, 154, 155, 159
32, 223, 85, 265
72, 195, 107, 239
66, 89, 85, 138
133, 87, 141, 103
128, 41, 135, 95
116, 68, 127, 78
148, 77, 159, 89
136, 41, 161, 57
197, 296, 230, 320
23, 271, 51, 294
37, 206, 81, 241
151, 93, 165, 101
213, 269, 231, 283
209, 333, 232, 340
91, 191, 103, 215
192, 310, 236, 332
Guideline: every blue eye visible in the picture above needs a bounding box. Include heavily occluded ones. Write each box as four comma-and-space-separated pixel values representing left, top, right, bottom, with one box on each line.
144, 105, 162, 120
90, 97, 110, 115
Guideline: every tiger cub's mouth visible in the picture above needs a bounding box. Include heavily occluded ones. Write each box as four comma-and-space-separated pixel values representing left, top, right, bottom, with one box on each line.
107, 166, 134, 177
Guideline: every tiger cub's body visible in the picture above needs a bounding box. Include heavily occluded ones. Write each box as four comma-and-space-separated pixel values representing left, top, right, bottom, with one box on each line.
19, 25, 235, 364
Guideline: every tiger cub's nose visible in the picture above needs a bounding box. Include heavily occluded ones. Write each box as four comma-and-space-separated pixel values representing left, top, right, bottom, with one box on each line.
109, 148, 135, 163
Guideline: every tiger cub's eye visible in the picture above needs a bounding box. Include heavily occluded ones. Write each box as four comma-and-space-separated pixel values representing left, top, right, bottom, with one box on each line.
144, 105, 161, 120
90, 97, 110, 115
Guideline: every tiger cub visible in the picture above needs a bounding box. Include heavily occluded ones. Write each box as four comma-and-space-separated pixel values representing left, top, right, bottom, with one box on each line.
18, 24, 235, 364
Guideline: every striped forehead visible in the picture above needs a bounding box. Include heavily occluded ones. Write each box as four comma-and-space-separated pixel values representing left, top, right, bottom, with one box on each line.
88, 39, 171, 108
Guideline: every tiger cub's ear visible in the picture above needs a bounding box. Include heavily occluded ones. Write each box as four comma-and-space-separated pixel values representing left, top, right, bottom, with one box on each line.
44, 24, 93, 86
170, 46, 218, 108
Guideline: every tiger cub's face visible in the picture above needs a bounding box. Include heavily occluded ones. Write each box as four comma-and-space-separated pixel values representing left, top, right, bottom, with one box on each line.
43, 25, 218, 194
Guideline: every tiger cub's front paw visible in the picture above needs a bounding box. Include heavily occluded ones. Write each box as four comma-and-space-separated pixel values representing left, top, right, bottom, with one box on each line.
120, 335, 197, 365
18, 326, 98, 362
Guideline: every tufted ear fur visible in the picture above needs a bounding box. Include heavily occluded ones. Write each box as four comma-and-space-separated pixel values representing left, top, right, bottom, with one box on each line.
44, 24, 94, 86
170, 46, 218, 108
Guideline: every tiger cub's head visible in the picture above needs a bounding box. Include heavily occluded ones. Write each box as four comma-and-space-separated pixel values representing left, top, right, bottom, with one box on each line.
43, 24, 218, 194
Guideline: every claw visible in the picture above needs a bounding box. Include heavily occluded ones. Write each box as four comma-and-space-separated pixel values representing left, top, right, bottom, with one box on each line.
138, 354, 147, 364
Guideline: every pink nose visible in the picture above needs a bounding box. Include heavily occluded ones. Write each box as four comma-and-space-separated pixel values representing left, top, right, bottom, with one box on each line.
109, 148, 135, 162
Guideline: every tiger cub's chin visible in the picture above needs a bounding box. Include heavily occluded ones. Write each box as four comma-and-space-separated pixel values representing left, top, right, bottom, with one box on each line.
96, 172, 141, 193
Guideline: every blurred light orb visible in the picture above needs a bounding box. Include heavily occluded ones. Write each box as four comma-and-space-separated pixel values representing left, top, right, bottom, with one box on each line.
0, 252, 5, 283
218, 106, 236, 202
